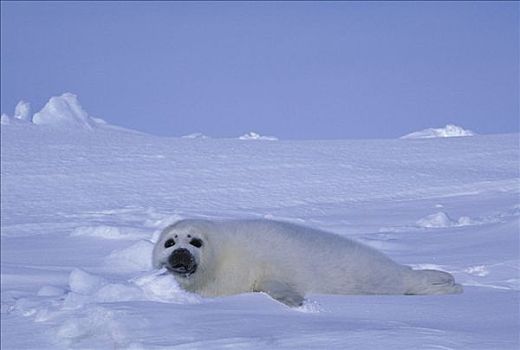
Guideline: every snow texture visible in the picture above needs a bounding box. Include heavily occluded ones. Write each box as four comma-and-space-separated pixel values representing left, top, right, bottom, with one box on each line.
401, 124, 475, 139
1, 100, 518, 349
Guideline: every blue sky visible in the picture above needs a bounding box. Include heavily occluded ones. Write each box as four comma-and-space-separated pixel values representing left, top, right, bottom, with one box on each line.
1, 1, 518, 139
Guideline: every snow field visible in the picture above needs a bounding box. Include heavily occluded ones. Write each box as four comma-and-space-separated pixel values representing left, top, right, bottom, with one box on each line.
1, 107, 518, 349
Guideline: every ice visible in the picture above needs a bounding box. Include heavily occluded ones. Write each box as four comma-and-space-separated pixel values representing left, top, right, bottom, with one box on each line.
464, 265, 490, 277
416, 211, 457, 228
401, 124, 475, 139
239, 131, 278, 140
13, 101, 31, 121
32, 92, 97, 129
1, 113, 31, 126
1, 108, 518, 349
2, 93, 140, 134
132, 269, 201, 303
1, 101, 32, 125
416, 211, 481, 228
68, 268, 107, 295
1, 114, 10, 125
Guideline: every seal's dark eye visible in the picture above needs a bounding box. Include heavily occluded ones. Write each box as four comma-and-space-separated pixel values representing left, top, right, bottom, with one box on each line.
190, 238, 203, 248
164, 239, 175, 248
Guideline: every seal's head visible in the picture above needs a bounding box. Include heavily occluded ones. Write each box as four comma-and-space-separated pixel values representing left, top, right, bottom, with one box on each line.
153, 220, 208, 279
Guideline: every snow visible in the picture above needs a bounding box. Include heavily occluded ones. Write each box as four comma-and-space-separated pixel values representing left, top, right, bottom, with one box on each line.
105, 240, 155, 273
1, 114, 10, 125
69, 269, 107, 295
416, 211, 479, 228
1, 101, 32, 125
401, 124, 475, 139
182, 132, 210, 139
71, 225, 150, 240
32, 93, 97, 129
14, 100, 31, 121
1, 93, 140, 134
239, 131, 278, 140
1, 114, 519, 349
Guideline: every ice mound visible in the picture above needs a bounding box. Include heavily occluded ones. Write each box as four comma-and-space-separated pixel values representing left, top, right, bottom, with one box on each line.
401, 124, 475, 139
71, 225, 150, 240
32, 93, 97, 129
1, 114, 10, 125
239, 131, 278, 141
416, 211, 478, 228
0, 114, 31, 126
69, 268, 107, 295
14, 100, 32, 121
2, 93, 140, 133
132, 269, 201, 303
464, 265, 490, 277
1, 100, 32, 125
62, 268, 199, 307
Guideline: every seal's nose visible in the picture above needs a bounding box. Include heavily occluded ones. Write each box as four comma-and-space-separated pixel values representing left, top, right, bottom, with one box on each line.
168, 248, 193, 269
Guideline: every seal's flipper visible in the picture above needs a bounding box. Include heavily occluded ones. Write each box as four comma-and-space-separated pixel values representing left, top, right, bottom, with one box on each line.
255, 280, 305, 307
405, 269, 463, 295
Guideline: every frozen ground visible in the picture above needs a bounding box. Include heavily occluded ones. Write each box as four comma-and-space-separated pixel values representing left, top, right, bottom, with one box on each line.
1, 115, 519, 348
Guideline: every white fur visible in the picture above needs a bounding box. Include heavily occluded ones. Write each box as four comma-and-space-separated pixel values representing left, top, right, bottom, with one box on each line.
153, 219, 462, 306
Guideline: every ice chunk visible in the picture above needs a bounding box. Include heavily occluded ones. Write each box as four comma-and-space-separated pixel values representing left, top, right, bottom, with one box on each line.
401, 124, 475, 139
68, 268, 107, 295
416, 212, 481, 228
14, 100, 31, 121
132, 269, 201, 303
457, 216, 476, 226
1, 114, 10, 125
32, 93, 96, 129
239, 131, 278, 141
416, 211, 456, 228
